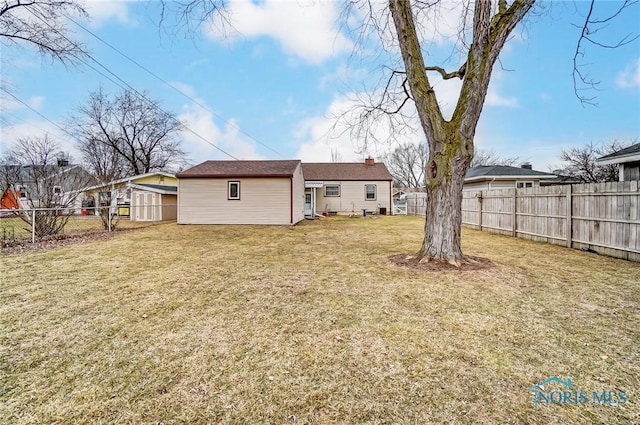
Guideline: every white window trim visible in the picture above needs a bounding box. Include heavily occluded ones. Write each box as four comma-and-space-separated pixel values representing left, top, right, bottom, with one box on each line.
18, 186, 28, 199
324, 184, 340, 197
365, 184, 377, 201
228, 181, 241, 200
516, 181, 534, 189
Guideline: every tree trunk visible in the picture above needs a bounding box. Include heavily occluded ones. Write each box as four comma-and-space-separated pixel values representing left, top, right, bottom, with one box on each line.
417, 131, 471, 266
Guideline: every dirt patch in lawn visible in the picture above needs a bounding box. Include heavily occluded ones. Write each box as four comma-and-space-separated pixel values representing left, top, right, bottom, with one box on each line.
1, 228, 136, 255
388, 253, 495, 271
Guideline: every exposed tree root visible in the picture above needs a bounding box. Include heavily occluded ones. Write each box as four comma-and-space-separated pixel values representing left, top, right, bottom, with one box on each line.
389, 253, 494, 272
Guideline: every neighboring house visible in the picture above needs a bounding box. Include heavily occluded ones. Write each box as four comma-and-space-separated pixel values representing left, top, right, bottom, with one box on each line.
82, 171, 177, 222
0, 162, 95, 210
301, 158, 393, 216
463, 163, 557, 191
176, 160, 305, 225
597, 142, 640, 181
1, 187, 22, 209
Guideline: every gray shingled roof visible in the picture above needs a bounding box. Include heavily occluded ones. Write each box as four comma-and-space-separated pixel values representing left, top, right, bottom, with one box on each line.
301, 162, 393, 181
177, 160, 301, 178
597, 143, 640, 161
136, 184, 177, 192
465, 165, 556, 179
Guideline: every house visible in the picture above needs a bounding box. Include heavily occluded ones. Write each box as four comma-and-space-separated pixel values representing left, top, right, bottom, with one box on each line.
597, 143, 640, 181
176, 160, 305, 225
0, 186, 22, 210
0, 162, 95, 210
301, 158, 393, 216
82, 171, 177, 221
463, 163, 557, 191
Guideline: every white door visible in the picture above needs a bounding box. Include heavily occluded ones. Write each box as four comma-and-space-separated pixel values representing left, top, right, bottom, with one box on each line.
135, 192, 156, 221
304, 189, 312, 215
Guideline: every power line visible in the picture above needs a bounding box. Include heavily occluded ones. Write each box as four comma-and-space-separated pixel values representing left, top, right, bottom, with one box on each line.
25, 7, 239, 161
67, 15, 284, 159
1, 87, 77, 140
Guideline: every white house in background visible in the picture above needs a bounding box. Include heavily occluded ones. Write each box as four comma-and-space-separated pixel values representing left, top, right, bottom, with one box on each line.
463, 164, 557, 191
176, 160, 305, 225
597, 143, 640, 181
301, 158, 393, 216
82, 171, 177, 221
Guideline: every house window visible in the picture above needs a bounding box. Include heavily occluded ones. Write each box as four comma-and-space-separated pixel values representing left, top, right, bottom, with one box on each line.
324, 185, 340, 197
365, 184, 377, 200
18, 186, 28, 199
516, 181, 533, 189
228, 181, 240, 200
53, 186, 63, 196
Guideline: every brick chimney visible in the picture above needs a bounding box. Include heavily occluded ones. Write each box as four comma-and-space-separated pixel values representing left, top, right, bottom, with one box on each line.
364, 157, 375, 166
520, 162, 532, 170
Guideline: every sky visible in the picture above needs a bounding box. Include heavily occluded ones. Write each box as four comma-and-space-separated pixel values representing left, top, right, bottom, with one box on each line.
1, 0, 639, 173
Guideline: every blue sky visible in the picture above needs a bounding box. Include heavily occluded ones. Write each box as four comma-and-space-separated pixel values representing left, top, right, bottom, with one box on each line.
1, 0, 639, 172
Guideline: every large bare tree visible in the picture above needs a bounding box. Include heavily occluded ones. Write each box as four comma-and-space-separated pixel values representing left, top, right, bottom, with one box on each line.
162, 0, 636, 265
0, 0, 88, 64
68, 88, 186, 180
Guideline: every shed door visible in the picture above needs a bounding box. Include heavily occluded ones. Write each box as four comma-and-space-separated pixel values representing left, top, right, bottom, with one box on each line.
135, 192, 156, 221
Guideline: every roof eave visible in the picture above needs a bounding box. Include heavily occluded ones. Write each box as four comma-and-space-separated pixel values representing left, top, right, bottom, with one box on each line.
177, 173, 294, 179
464, 174, 557, 182
597, 153, 640, 165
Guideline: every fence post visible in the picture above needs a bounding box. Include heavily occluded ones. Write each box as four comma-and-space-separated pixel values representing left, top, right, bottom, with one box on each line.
566, 185, 573, 248
512, 188, 517, 237
108, 208, 112, 232
31, 209, 36, 243
478, 191, 483, 230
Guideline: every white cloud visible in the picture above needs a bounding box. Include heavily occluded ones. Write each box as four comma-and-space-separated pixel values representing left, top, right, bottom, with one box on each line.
205, 0, 351, 64
616, 58, 640, 88
294, 68, 518, 163
293, 94, 424, 162
84, 0, 133, 27
0, 95, 45, 112
0, 120, 78, 158
177, 91, 263, 161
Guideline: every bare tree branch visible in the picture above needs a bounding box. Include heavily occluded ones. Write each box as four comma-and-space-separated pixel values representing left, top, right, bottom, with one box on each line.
0, 0, 88, 65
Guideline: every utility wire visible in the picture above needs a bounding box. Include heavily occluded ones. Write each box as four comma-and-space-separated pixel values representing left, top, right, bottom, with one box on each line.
67, 16, 284, 158
25, 7, 239, 161
1, 87, 79, 141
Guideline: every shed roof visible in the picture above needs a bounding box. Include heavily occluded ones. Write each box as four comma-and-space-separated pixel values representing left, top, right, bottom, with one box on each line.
177, 160, 301, 178
301, 163, 393, 181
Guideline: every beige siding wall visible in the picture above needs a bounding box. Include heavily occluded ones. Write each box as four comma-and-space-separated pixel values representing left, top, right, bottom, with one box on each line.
315, 180, 391, 213
178, 177, 296, 225
162, 194, 177, 220
292, 164, 305, 224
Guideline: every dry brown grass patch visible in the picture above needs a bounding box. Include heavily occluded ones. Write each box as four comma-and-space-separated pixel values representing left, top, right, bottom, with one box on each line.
1, 216, 639, 424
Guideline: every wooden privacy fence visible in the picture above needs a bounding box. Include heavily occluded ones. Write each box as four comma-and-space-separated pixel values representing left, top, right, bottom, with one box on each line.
461, 181, 640, 262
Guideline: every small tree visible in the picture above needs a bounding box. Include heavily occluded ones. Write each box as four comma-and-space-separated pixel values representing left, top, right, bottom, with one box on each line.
471, 148, 520, 167
383, 142, 428, 188
556, 140, 635, 183
0, 135, 92, 237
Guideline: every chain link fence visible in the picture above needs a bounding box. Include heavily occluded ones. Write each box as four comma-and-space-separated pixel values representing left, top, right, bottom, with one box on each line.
1, 205, 175, 246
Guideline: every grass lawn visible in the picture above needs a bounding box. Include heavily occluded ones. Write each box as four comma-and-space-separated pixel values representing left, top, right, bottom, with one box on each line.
0, 215, 154, 241
1, 216, 638, 424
